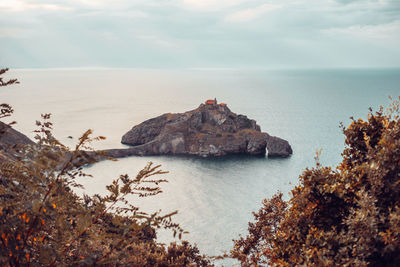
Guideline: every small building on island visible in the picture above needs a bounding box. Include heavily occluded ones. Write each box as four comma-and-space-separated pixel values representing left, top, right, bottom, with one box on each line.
205, 98, 227, 106
205, 99, 216, 105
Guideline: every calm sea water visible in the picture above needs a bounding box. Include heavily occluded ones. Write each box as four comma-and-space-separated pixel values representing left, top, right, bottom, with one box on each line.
2, 68, 400, 263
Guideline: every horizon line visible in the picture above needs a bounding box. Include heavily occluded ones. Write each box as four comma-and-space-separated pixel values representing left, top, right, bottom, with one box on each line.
6, 66, 400, 71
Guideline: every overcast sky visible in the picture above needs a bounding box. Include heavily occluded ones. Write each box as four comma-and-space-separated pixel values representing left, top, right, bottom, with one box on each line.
1, 0, 399, 68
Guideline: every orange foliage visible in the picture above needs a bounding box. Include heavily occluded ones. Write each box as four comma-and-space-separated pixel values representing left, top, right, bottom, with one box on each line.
231, 98, 400, 266
0, 69, 211, 266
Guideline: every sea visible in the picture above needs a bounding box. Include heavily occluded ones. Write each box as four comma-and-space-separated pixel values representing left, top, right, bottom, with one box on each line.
2, 68, 400, 264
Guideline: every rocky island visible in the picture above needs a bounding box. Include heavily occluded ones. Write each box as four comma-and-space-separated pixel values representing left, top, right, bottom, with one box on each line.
0, 100, 292, 165
116, 99, 292, 158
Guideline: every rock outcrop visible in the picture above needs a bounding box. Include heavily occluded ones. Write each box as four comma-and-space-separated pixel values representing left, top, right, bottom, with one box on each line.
264, 134, 293, 157
0, 121, 35, 161
0, 121, 34, 147
120, 103, 292, 158
0, 121, 96, 167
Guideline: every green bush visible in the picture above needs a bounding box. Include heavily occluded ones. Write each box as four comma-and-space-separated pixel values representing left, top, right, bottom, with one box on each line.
231, 99, 400, 266
0, 69, 211, 266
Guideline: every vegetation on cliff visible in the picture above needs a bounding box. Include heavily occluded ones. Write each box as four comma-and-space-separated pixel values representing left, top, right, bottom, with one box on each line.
0, 69, 210, 266
231, 98, 400, 266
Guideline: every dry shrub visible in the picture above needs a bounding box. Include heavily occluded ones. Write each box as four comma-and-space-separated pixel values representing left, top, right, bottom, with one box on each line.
0, 69, 211, 266
232, 98, 400, 267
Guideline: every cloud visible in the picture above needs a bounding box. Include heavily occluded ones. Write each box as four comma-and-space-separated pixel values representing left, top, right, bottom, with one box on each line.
0, 27, 32, 38
0, 0, 399, 68
0, 0, 72, 12
136, 35, 180, 48
334, 0, 361, 4
182, 0, 245, 10
225, 3, 283, 22
323, 20, 400, 43
68, 0, 133, 9
335, 0, 389, 4
77, 9, 149, 19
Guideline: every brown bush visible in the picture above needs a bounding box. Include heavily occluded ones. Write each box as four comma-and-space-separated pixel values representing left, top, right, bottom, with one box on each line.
231, 98, 400, 266
0, 69, 211, 266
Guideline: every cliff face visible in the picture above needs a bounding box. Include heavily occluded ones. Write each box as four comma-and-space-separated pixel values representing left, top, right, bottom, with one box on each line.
0, 121, 35, 161
121, 103, 292, 158
0, 122, 99, 168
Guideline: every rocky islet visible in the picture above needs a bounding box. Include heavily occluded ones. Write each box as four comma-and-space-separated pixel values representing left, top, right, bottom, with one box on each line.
119, 100, 292, 158
0, 100, 292, 164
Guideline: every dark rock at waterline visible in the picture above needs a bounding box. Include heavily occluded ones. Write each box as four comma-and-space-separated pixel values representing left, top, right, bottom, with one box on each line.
264, 134, 293, 158
120, 102, 292, 158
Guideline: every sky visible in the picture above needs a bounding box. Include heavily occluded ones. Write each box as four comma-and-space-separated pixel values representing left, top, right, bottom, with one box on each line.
1, 0, 400, 68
